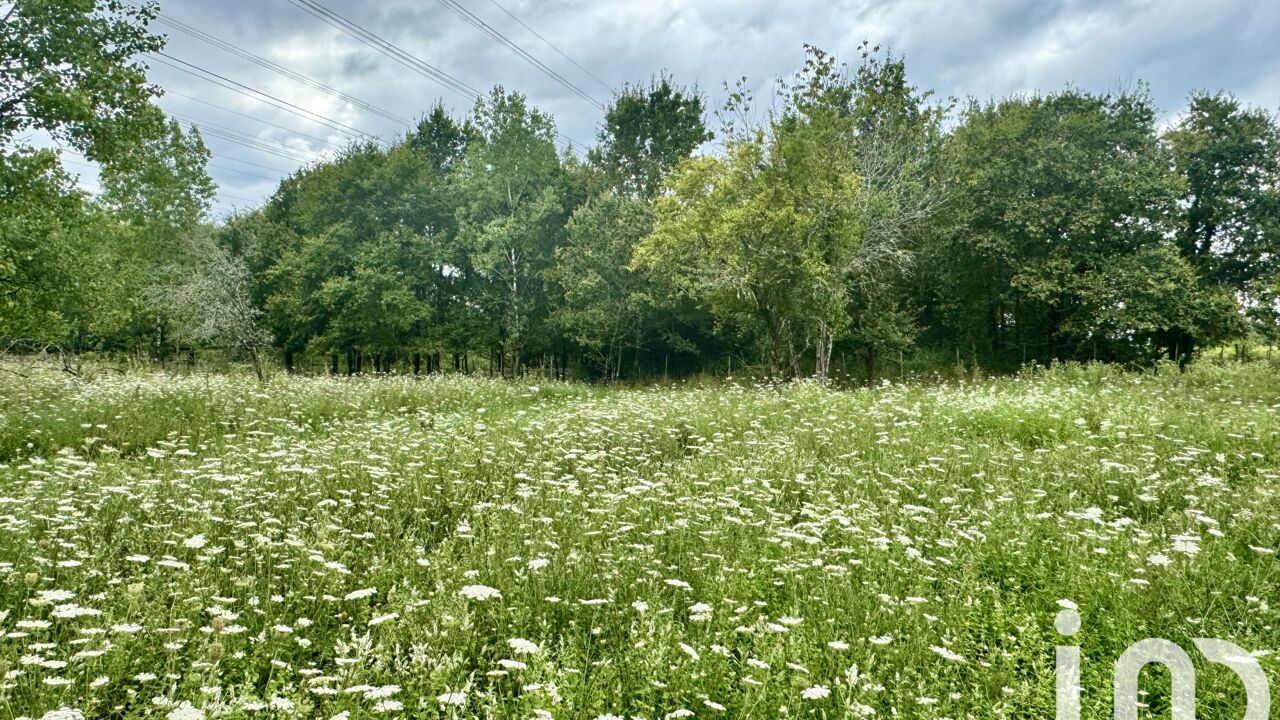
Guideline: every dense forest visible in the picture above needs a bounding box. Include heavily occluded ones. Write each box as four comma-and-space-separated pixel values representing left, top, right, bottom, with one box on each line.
3, 1, 1278, 381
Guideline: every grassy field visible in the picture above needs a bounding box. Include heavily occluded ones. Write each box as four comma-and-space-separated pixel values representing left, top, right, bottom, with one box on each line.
0, 364, 1276, 719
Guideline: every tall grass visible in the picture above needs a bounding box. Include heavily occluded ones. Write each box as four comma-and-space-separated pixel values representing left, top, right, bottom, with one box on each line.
0, 363, 1275, 718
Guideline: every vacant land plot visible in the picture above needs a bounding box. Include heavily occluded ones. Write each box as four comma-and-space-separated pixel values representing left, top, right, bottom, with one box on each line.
0, 364, 1276, 719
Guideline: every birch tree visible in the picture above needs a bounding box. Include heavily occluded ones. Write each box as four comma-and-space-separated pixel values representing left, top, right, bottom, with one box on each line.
456, 88, 564, 375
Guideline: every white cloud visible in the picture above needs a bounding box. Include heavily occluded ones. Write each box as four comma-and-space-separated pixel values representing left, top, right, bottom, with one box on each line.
141, 0, 1278, 212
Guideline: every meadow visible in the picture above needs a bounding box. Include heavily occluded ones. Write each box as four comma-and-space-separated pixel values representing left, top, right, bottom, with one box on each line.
0, 363, 1276, 719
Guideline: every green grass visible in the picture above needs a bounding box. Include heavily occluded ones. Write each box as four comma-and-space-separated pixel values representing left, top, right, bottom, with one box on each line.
0, 364, 1276, 719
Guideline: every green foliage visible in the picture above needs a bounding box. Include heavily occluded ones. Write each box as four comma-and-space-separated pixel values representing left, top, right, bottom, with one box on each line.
0, 0, 173, 345
1166, 93, 1280, 289
100, 119, 215, 229
254, 108, 472, 369
312, 227, 434, 357
0, 150, 86, 340
639, 47, 941, 378
409, 101, 470, 172
924, 87, 1239, 366
550, 194, 656, 376
0, 364, 1275, 716
590, 74, 713, 198
455, 88, 566, 371
0, 0, 232, 360
5, 12, 1271, 380
0, 0, 164, 159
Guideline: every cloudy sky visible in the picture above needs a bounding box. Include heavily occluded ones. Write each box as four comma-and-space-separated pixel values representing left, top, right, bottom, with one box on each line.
82, 0, 1280, 216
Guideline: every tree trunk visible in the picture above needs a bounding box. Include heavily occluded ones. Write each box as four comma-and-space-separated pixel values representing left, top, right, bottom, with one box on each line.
250, 347, 264, 383
814, 326, 833, 380
504, 248, 524, 379
412, 352, 421, 375
996, 303, 1006, 353
632, 328, 642, 378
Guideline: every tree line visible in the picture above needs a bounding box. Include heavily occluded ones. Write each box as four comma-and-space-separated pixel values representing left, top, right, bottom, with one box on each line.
3, 2, 1277, 381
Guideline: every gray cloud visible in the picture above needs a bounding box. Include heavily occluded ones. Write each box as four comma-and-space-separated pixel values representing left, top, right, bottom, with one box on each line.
136, 0, 1278, 216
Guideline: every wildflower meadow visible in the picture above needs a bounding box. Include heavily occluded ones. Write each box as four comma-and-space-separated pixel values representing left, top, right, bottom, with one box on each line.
0, 363, 1276, 719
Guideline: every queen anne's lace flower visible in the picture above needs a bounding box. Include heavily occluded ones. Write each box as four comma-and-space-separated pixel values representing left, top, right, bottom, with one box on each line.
459, 584, 502, 601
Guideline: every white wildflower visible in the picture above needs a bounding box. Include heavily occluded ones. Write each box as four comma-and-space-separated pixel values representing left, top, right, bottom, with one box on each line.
166, 701, 205, 720
438, 692, 466, 706
801, 684, 831, 700
508, 638, 540, 655
459, 585, 502, 601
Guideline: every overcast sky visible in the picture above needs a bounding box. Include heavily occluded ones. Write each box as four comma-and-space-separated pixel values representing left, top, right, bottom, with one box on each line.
80, 0, 1280, 216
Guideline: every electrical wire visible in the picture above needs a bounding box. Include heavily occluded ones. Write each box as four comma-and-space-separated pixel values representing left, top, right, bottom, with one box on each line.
283, 0, 588, 151
482, 0, 612, 93
287, 0, 482, 100
162, 89, 348, 151
146, 8, 411, 126
146, 52, 386, 146
435, 0, 603, 109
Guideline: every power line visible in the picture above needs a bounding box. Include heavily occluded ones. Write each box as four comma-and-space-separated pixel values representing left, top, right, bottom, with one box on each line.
168, 110, 328, 157
175, 120, 318, 164
206, 153, 295, 176
149, 51, 376, 145
146, 52, 387, 146
162, 89, 348, 151
282, 0, 588, 151
435, 0, 604, 111
179, 121, 316, 163
60, 151, 279, 186
57, 90, 318, 172
73, 107, 314, 181
60, 158, 102, 175
286, 0, 482, 101
482, 0, 612, 94
207, 163, 281, 182
146, 8, 412, 127
217, 191, 263, 204
190, 132, 314, 166
61, 156, 262, 208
